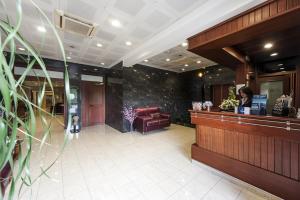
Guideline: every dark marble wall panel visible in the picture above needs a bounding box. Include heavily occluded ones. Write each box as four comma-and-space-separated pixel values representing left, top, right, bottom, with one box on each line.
122, 64, 189, 131
105, 62, 125, 132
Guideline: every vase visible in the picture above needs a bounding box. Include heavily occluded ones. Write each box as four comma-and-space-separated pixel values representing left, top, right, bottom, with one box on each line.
130, 122, 134, 133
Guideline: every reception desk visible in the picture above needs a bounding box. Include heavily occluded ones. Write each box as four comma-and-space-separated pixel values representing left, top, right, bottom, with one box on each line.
190, 111, 300, 200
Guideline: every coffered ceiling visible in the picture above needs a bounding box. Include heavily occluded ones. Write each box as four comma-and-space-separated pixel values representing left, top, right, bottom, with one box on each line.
0, 0, 266, 71
141, 45, 216, 72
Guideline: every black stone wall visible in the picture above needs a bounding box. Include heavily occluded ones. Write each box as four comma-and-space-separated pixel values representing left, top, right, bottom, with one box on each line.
104, 63, 236, 133
122, 64, 188, 131
105, 62, 124, 132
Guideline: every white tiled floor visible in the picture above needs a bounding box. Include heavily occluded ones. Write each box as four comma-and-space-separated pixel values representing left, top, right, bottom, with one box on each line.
14, 118, 281, 200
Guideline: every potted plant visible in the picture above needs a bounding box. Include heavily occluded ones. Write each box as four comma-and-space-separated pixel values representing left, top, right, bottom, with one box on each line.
0, 1, 70, 199
219, 86, 239, 112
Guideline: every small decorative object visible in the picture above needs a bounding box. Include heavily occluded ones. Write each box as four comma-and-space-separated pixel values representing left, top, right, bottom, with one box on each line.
272, 95, 291, 117
234, 106, 238, 114
244, 107, 251, 115
203, 101, 213, 112
192, 102, 202, 111
70, 115, 80, 133
219, 86, 239, 111
122, 105, 137, 133
297, 108, 300, 119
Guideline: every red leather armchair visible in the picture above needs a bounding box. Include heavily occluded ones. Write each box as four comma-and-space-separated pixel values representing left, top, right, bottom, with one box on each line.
134, 107, 171, 134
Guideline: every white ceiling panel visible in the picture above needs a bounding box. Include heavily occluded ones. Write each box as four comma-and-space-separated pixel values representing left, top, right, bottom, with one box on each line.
0, 0, 266, 70
114, 0, 146, 16
145, 10, 171, 28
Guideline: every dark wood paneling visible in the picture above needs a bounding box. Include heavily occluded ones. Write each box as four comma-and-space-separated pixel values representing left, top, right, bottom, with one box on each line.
191, 111, 300, 199
192, 144, 300, 200
261, 136, 268, 170
189, 0, 300, 49
283, 141, 291, 177
267, 137, 275, 171
290, 142, 299, 180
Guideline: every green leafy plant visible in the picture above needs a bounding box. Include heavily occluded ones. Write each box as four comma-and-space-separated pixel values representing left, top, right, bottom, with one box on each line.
0, 0, 71, 199
219, 86, 239, 110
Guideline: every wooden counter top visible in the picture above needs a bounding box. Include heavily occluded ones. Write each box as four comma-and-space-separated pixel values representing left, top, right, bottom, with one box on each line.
189, 110, 300, 123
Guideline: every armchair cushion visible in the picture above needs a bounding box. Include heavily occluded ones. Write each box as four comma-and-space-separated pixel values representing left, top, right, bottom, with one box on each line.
150, 112, 160, 119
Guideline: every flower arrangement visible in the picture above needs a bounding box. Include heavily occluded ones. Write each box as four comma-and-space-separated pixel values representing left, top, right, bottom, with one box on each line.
122, 106, 137, 132
219, 86, 239, 111
203, 101, 213, 111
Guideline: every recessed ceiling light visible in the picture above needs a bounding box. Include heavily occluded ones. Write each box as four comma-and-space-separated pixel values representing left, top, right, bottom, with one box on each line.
278, 63, 283, 66
126, 41, 132, 46
111, 19, 122, 28
67, 56, 71, 60
37, 26, 46, 33
144, 59, 149, 62
184, 64, 189, 67
18, 47, 25, 51
198, 72, 203, 77
96, 43, 103, 47
270, 52, 278, 56
181, 42, 188, 47
280, 67, 285, 70
181, 68, 185, 71
166, 58, 170, 62
196, 60, 201, 64
94, 68, 98, 71
264, 43, 273, 49
218, 68, 222, 71
101, 62, 105, 65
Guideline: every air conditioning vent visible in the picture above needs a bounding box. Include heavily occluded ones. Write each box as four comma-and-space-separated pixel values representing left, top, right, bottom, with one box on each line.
54, 9, 97, 37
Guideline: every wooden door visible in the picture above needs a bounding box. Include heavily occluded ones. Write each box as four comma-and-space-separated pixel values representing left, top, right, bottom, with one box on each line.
81, 82, 105, 127
212, 84, 233, 108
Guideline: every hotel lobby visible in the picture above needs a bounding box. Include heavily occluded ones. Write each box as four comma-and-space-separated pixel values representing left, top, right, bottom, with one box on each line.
1, 0, 300, 200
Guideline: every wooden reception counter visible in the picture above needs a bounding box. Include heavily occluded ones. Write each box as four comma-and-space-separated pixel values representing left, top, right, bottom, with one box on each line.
190, 111, 300, 200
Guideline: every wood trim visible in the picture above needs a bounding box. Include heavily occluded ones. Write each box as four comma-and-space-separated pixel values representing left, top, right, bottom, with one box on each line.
192, 144, 300, 200
188, 0, 300, 49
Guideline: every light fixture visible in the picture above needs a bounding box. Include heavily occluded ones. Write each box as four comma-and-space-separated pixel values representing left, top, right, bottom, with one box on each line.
270, 52, 278, 56
181, 68, 185, 71
216, 74, 220, 76
264, 43, 273, 49
94, 68, 98, 71
18, 47, 25, 51
278, 63, 283, 66
280, 67, 285, 70
218, 68, 222, 71
100, 62, 105, 65
144, 59, 149, 62
184, 64, 189, 67
83, 68, 87, 71
166, 58, 170, 62
196, 60, 201, 64
37, 26, 46, 33
126, 41, 132, 46
96, 43, 103, 47
198, 72, 203, 77
181, 42, 188, 47
110, 19, 122, 28
67, 56, 71, 60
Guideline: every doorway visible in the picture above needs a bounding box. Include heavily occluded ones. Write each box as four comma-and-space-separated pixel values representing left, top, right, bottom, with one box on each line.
257, 75, 290, 114
81, 82, 105, 127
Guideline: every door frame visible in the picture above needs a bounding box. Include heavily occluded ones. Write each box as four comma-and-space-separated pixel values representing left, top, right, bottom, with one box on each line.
80, 81, 105, 127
